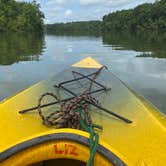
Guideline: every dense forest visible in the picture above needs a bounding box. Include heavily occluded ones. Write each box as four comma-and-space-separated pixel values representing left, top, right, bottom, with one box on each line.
0, 0, 44, 33
46, 21, 102, 36
46, 0, 166, 35
103, 0, 166, 33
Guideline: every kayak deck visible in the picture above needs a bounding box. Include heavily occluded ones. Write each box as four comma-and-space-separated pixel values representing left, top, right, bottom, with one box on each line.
0, 58, 166, 166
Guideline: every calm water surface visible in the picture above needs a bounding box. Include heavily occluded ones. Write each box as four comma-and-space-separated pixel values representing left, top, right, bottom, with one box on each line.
0, 33, 166, 113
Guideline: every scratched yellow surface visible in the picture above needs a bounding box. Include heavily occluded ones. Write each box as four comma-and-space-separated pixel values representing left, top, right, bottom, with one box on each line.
0, 57, 166, 166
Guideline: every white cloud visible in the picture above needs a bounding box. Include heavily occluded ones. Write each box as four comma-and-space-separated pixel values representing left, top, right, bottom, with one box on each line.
80, 0, 136, 7
94, 8, 102, 13
37, 0, 156, 23
106, 0, 134, 7
46, 0, 66, 6
65, 9, 73, 17
81, 0, 155, 8
80, 0, 102, 5
45, 19, 51, 24
55, 6, 63, 12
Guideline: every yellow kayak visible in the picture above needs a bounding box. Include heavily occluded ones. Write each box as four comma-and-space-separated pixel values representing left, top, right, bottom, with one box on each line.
0, 57, 166, 166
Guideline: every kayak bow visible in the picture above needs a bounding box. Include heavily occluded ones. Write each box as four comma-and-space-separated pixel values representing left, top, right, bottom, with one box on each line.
0, 57, 166, 166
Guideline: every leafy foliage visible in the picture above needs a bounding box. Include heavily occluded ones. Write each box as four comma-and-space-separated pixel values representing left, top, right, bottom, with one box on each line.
0, 0, 44, 33
102, 0, 166, 34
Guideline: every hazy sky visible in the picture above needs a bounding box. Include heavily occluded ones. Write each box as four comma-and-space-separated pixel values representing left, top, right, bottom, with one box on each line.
16, 0, 155, 24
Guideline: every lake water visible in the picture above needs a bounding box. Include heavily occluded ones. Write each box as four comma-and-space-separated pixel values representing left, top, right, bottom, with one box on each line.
0, 33, 166, 113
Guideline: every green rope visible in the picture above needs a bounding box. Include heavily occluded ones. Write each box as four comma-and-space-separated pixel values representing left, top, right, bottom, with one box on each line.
76, 108, 102, 166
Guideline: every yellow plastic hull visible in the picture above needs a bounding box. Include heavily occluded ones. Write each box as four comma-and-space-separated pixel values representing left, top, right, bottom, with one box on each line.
0, 57, 166, 166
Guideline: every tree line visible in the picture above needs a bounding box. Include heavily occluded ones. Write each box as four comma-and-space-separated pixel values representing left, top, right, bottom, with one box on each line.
0, 0, 44, 33
46, 21, 102, 36
46, 0, 166, 35
0, 0, 165, 35
103, 0, 166, 34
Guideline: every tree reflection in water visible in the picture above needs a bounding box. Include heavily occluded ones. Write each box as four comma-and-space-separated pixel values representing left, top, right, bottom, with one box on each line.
0, 33, 45, 65
102, 31, 166, 59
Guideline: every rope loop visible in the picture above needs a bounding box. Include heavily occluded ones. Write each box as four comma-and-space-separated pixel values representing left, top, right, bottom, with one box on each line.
37, 93, 60, 126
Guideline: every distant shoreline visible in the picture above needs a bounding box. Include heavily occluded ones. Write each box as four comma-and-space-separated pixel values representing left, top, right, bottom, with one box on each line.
46, 0, 166, 35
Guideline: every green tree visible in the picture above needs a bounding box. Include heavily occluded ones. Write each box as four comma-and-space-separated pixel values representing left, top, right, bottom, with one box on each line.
102, 0, 166, 34
0, 0, 44, 33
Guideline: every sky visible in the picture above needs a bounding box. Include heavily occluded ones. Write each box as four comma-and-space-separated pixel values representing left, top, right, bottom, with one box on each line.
16, 0, 156, 24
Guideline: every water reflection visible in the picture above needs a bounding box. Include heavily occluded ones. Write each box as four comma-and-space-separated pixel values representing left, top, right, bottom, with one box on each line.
0, 33, 165, 113
102, 32, 166, 58
0, 33, 45, 65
